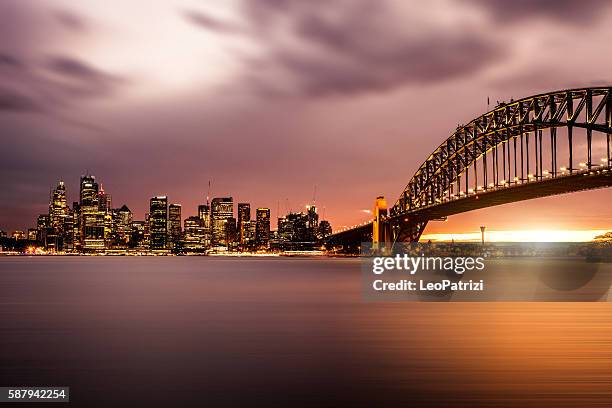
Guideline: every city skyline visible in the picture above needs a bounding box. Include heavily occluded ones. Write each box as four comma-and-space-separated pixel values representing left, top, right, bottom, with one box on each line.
1, 0, 612, 238
0, 172, 331, 253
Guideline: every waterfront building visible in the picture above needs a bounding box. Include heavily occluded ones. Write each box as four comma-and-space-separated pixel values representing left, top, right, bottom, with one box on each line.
79, 175, 105, 252
130, 221, 147, 249
225, 216, 238, 250
27, 228, 37, 241
183, 216, 206, 252
318, 220, 332, 239
113, 205, 133, 247
255, 208, 271, 248
12, 231, 25, 240
307, 205, 319, 241
149, 196, 168, 251
197, 204, 211, 248
211, 197, 233, 247
168, 204, 182, 250
237, 203, 250, 245
49, 181, 68, 231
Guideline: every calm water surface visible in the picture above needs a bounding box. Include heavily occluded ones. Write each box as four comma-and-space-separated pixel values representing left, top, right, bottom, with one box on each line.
1, 257, 611, 407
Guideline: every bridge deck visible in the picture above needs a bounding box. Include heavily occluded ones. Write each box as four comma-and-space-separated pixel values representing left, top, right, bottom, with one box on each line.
396, 168, 612, 222
329, 168, 612, 245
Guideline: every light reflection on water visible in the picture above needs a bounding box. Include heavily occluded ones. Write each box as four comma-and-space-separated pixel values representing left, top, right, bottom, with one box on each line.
1, 257, 611, 407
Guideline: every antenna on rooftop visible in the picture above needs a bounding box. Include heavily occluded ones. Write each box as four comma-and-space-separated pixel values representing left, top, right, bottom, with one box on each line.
207, 180, 211, 205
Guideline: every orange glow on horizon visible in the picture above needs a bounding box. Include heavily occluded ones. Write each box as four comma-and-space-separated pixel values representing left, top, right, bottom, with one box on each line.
420, 229, 610, 242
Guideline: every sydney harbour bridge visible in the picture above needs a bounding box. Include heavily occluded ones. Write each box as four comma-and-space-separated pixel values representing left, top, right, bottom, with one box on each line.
328, 87, 612, 249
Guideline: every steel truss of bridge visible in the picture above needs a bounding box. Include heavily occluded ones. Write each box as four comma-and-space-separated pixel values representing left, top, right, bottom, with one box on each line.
329, 87, 612, 248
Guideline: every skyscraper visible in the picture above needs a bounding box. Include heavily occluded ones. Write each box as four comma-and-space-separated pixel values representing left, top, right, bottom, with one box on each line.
80, 175, 105, 251
307, 205, 319, 241
211, 197, 233, 247
113, 205, 133, 246
197, 204, 211, 248
255, 208, 271, 248
48, 180, 68, 250
237, 203, 250, 245
168, 203, 182, 250
183, 216, 206, 252
98, 186, 113, 248
149, 196, 168, 251
49, 180, 68, 231
318, 220, 332, 239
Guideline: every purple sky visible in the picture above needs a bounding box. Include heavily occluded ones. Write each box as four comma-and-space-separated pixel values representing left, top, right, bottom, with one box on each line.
1, 0, 612, 235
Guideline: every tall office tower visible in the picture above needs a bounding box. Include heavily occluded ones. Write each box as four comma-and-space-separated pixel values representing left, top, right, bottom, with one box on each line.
48, 180, 69, 250
62, 207, 75, 251
167, 204, 182, 250
71, 202, 81, 251
183, 216, 206, 252
306, 205, 319, 241
237, 203, 251, 244
98, 186, 112, 212
225, 217, 237, 250
49, 181, 68, 230
130, 221, 146, 249
114, 205, 133, 246
318, 220, 332, 239
149, 196, 168, 251
211, 197, 233, 247
198, 204, 211, 248
278, 216, 293, 244
80, 175, 98, 207
79, 175, 105, 251
144, 212, 150, 249
255, 208, 271, 248
240, 220, 255, 249
98, 186, 113, 248
36, 214, 50, 246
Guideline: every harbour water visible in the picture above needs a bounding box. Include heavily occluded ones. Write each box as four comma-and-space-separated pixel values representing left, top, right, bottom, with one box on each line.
1, 257, 612, 407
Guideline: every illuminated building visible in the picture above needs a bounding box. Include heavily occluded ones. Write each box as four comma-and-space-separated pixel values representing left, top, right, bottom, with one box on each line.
237, 203, 250, 245
183, 216, 206, 252
197, 204, 211, 248
113, 205, 132, 247
149, 196, 168, 251
12, 231, 25, 240
27, 228, 37, 241
225, 217, 237, 250
307, 205, 319, 241
98, 186, 113, 248
168, 203, 182, 250
49, 181, 68, 230
130, 221, 146, 249
255, 208, 270, 248
71, 202, 81, 251
318, 220, 332, 239
211, 197, 233, 247
240, 220, 255, 249
79, 175, 105, 252
36, 214, 50, 247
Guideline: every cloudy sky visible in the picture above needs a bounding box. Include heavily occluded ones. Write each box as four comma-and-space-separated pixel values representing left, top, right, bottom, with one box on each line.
1, 0, 611, 237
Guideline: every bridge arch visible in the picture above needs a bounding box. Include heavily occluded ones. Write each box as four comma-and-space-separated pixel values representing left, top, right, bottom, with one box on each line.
389, 87, 612, 242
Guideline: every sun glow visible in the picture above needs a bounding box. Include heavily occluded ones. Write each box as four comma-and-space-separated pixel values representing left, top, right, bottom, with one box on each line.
421, 229, 610, 243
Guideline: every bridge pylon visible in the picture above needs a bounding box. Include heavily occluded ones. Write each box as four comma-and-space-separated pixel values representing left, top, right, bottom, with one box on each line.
372, 196, 390, 247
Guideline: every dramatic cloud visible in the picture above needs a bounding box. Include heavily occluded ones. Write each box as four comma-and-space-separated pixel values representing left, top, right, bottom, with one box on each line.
53, 9, 88, 31
215, 0, 507, 96
467, 0, 612, 24
44, 55, 124, 97
183, 10, 245, 34
0, 87, 41, 113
